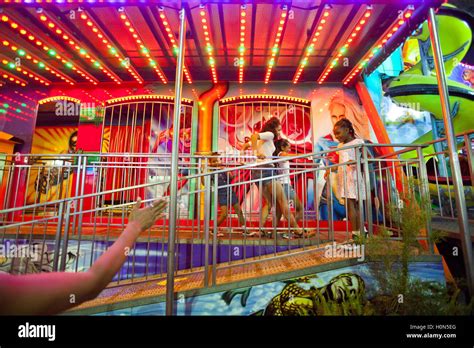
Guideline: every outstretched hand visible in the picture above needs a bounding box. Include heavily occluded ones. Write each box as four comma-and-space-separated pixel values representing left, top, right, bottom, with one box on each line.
129, 197, 168, 232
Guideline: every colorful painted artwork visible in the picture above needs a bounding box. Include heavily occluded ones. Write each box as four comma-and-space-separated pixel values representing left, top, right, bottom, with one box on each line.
218, 100, 313, 217
26, 126, 78, 205
100, 102, 193, 209
219, 102, 313, 155
96, 261, 445, 316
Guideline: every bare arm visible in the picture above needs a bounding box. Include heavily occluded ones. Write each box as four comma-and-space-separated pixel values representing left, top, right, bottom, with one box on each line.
278, 151, 296, 157
0, 198, 167, 315
250, 133, 259, 153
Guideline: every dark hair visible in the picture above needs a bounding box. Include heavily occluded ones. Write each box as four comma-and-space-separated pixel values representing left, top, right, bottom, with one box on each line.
334, 118, 355, 137
261, 117, 281, 139
273, 138, 290, 157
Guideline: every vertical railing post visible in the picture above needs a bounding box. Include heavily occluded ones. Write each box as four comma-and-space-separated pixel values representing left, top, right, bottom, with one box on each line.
355, 145, 365, 236
464, 134, 474, 187
326, 169, 334, 242
417, 147, 434, 254
428, 8, 473, 295
166, 7, 186, 316
52, 201, 65, 272
362, 146, 373, 237
212, 172, 218, 286
71, 153, 83, 236
203, 164, 211, 287
59, 201, 72, 271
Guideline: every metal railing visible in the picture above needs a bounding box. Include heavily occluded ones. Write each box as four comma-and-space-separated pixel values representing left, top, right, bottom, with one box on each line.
1, 133, 471, 293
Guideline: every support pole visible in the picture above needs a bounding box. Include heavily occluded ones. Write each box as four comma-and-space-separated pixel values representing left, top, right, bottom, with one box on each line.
166, 8, 186, 316
427, 8, 473, 296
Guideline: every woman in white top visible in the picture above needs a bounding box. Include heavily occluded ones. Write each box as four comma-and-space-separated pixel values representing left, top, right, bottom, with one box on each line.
250, 117, 305, 238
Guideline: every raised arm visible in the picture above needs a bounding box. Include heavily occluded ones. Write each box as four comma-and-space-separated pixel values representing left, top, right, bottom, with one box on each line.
0, 198, 167, 315
250, 133, 260, 153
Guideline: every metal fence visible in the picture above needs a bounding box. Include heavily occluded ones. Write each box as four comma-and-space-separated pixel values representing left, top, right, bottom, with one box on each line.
1, 133, 471, 289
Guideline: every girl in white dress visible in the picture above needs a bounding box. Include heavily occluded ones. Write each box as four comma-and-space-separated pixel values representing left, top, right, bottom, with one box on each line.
273, 139, 303, 223
333, 119, 366, 238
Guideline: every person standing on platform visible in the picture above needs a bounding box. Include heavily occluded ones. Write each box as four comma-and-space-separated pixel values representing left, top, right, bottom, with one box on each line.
273, 138, 303, 223
250, 117, 306, 238
332, 119, 367, 240
203, 153, 251, 237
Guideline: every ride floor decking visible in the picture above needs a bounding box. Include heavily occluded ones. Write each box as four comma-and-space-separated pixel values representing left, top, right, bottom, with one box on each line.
0, 221, 354, 244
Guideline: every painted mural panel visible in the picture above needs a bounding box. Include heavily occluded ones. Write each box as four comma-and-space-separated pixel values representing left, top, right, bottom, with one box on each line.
218, 100, 313, 218
101, 101, 192, 212
97, 261, 445, 316
26, 126, 78, 205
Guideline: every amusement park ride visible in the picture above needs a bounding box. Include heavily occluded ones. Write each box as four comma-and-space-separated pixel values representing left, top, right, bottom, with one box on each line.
0, 0, 473, 318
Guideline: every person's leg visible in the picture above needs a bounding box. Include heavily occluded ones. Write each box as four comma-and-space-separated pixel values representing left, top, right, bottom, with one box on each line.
260, 183, 273, 227
274, 182, 300, 231
294, 195, 303, 222
217, 205, 228, 226
275, 204, 282, 225
347, 199, 360, 232
233, 203, 245, 226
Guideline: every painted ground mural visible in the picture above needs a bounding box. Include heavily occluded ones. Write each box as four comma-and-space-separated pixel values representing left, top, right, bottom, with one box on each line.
96, 261, 445, 316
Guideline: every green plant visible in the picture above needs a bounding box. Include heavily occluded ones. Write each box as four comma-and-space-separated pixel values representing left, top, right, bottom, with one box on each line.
364, 180, 473, 315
